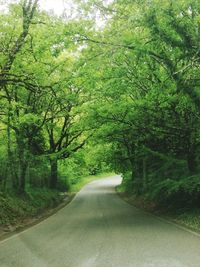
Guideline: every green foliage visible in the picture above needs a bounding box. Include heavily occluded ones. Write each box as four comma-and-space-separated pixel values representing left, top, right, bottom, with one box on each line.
69, 172, 115, 193
148, 175, 200, 208
78, 0, 200, 211
174, 210, 200, 232
0, 0, 200, 217
0, 189, 62, 225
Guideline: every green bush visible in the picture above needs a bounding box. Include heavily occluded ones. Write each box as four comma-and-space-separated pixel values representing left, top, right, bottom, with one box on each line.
0, 188, 62, 226
148, 175, 200, 209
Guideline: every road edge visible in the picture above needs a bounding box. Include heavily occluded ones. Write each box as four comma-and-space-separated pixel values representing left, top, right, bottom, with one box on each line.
116, 190, 200, 239
0, 174, 115, 243
0, 193, 76, 242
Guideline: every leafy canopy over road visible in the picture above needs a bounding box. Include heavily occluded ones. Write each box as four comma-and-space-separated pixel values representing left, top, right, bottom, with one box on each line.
0, 0, 200, 212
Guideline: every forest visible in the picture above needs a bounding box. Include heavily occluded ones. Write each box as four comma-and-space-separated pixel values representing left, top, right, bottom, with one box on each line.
0, 0, 200, 228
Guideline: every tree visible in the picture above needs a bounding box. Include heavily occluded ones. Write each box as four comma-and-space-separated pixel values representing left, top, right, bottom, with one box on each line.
0, 1, 92, 193
77, 0, 200, 204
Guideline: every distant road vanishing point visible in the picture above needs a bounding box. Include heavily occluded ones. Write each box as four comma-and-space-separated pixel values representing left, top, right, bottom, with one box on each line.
0, 175, 200, 267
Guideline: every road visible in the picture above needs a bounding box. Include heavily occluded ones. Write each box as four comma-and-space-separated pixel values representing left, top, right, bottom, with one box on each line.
0, 176, 200, 267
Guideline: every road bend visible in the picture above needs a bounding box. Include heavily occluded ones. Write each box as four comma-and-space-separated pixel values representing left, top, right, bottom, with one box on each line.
0, 176, 200, 267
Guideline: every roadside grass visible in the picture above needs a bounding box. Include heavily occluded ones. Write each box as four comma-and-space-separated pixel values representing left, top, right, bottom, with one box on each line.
169, 210, 200, 233
116, 184, 200, 233
0, 189, 62, 226
0, 172, 114, 233
70, 172, 115, 193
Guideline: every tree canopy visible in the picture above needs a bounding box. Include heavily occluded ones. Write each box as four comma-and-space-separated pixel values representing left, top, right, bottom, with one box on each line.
0, 0, 200, 210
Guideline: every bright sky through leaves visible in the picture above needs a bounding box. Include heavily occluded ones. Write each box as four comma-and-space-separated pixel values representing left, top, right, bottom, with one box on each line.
0, 0, 75, 16
39, 0, 75, 16
40, 0, 65, 15
0, 0, 111, 27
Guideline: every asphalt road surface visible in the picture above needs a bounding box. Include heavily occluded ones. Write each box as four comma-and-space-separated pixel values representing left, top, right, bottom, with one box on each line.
1, 175, 200, 267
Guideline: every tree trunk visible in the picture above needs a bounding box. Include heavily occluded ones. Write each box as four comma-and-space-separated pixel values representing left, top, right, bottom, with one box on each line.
130, 158, 141, 195
18, 162, 27, 195
7, 113, 19, 191
187, 149, 198, 174
16, 134, 27, 195
142, 157, 147, 190
50, 158, 58, 189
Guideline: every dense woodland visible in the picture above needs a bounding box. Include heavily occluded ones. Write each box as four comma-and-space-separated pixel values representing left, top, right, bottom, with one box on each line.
0, 0, 200, 213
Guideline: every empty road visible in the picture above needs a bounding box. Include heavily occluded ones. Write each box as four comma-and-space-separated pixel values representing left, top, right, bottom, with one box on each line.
0, 175, 200, 267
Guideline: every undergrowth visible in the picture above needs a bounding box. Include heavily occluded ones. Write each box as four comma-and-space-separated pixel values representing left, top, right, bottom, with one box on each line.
0, 189, 62, 226
0, 172, 114, 227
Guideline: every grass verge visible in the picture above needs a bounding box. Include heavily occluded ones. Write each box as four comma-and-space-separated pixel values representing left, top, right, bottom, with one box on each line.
0, 172, 114, 240
70, 172, 115, 192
